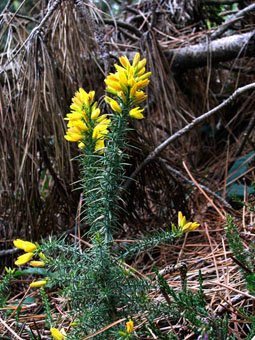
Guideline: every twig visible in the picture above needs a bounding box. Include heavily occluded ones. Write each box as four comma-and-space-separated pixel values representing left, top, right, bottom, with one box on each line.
158, 157, 232, 209
182, 161, 225, 219
211, 3, 255, 40
103, 18, 142, 38
0, 317, 25, 340
233, 111, 255, 158
203, 0, 244, 3
79, 318, 126, 340
216, 294, 247, 315
123, 82, 255, 191
0, 0, 61, 75
0, 0, 12, 15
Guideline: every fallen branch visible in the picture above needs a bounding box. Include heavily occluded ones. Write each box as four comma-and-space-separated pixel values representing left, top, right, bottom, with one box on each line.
166, 31, 255, 71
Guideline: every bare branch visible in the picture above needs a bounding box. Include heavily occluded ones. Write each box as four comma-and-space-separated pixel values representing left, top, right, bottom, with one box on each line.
104, 18, 142, 38
123, 82, 255, 191
211, 3, 255, 40
0, 0, 61, 75
158, 158, 233, 209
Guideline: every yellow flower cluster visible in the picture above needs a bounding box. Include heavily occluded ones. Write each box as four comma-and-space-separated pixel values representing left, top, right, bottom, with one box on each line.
178, 211, 200, 233
105, 53, 151, 119
13, 239, 47, 288
64, 88, 110, 153
13, 239, 37, 265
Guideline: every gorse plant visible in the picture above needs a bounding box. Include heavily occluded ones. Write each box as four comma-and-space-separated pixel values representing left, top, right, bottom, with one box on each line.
4, 53, 203, 339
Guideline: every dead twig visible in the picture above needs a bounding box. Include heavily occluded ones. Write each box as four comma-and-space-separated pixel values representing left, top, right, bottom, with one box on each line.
123, 82, 255, 192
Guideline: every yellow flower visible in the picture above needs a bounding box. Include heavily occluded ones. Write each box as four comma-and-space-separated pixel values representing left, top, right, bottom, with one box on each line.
104, 96, 122, 113
91, 106, 100, 120
132, 52, 140, 67
126, 319, 134, 334
64, 88, 110, 152
132, 91, 147, 104
13, 239, 36, 252
119, 55, 131, 69
50, 328, 66, 340
178, 211, 186, 228
95, 139, 105, 154
104, 53, 150, 119
30, 261, 45, 267
129, 107, 144, 119
64, 127, 84, 142
30, 280, 47, 288
178, 211, 200, 233
15, 252, 34, 265
182, 222, 200, 233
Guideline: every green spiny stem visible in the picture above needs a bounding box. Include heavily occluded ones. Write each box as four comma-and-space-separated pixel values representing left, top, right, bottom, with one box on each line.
98, 108, 130, 242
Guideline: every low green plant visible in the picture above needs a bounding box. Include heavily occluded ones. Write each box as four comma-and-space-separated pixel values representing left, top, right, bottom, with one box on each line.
5, 53, 203, 339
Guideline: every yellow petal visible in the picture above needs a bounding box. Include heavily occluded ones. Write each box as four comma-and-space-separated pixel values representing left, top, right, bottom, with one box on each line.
105, 79, 123, 91
96, 114, 107, 123
114, 64, 126, 73
105, 97, 122, 113
178, 211, 186, 228
133, 91, 147, 104
65, 112, 83, 120
126, 320, 134, 334
182, 222, 200, 233
91, 108, 100, 120
135, 79, 150, 90
130, 84, 137, 97
30, 280, 47, 288
129, 107, 144, 119
178, 211, 183, 227
15, 252, 34, 265
65, 127, 83, 142
137, 58, 147, 71
30, 261, 45, 267
95, 139, 105, 154
70, 120, 88, 131
132, 53, 140, 67
50, 328, 66, 340
78, 88, 89, 107
119, 56, 130, 69
88, 90, 95, 104
78, 142, 85, 149
13, 239, 36, 252
137, 71, 151, 81
136, 66, 146, 77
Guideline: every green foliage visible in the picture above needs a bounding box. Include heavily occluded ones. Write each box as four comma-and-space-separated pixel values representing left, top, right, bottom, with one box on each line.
0, 267, 15, 308
40, 287, 53, 329
226, 215, 255, 295
121, 227, 177, 258
155, 268, 230, 339
33, 238, 152, 339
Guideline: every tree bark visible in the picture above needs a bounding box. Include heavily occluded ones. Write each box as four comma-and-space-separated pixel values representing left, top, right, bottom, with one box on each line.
166, 31, 255, 72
